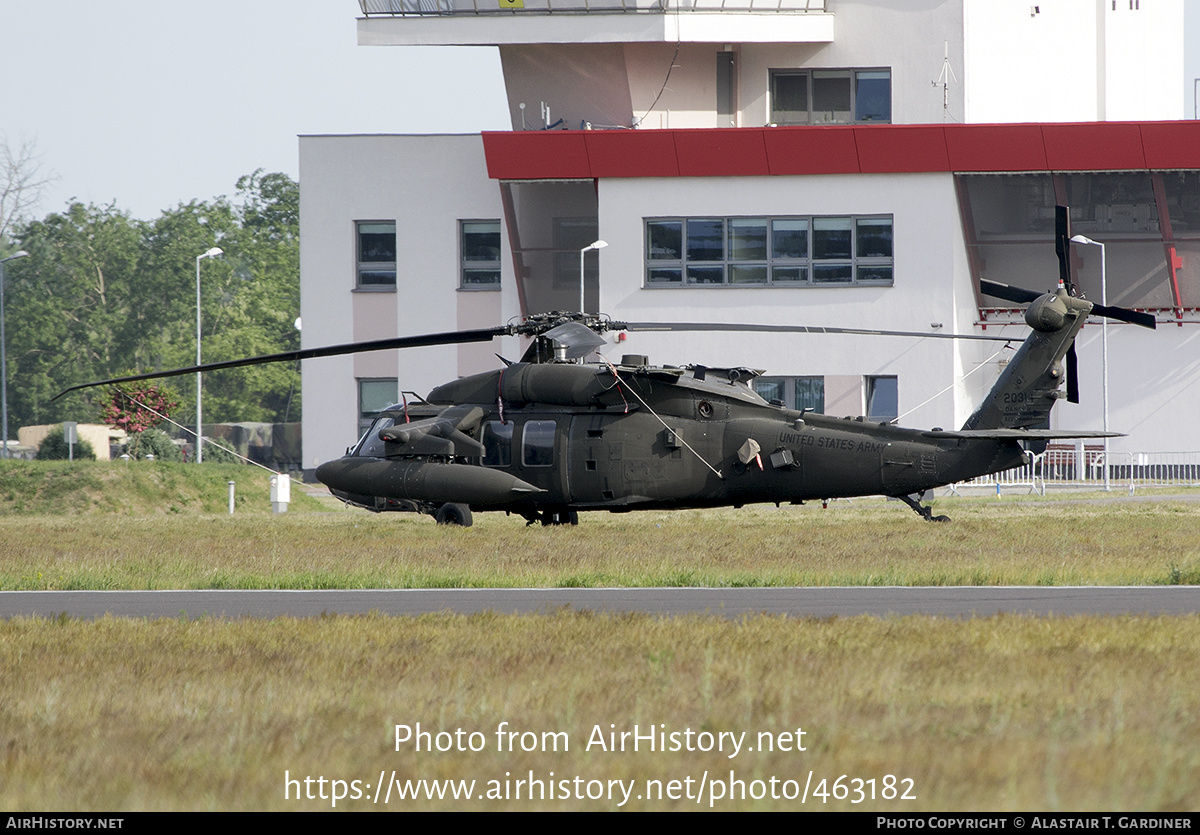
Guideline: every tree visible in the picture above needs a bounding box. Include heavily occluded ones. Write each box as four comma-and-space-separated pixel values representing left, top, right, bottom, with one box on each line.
99, 382, 182, 461
5, 172, 300, 436
1, 137, 56, 245
4, 202, 143, 428
99, 381, 179, 435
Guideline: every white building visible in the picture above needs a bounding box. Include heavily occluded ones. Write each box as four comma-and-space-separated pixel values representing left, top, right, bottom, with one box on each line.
300, 0, 1198, 473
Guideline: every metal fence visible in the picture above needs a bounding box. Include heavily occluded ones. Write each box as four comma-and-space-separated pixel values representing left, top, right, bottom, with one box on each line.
360, 0, 826, 15
954, 448, 1200, 496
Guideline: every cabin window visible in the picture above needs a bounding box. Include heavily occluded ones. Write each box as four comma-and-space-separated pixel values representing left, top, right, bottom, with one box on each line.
356, 221, 396, 290
522, 420, 556, 467
646, 215, 892, 287
460, 220, 501, 290
481, 421, 513, 467
770, 69, 891, 126
754, 376, 825, 413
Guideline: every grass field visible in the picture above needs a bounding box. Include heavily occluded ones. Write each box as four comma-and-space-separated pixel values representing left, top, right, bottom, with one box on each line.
3, 612, 1198, 811
2, 461, 1198, 811
2, 491, 1199, 590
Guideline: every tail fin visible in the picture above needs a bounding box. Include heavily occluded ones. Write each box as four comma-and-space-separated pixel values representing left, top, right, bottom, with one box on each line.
962, 288, 1091, 431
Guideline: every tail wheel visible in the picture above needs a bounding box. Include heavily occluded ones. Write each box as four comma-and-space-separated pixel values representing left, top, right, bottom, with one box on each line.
434, 502, 473, 527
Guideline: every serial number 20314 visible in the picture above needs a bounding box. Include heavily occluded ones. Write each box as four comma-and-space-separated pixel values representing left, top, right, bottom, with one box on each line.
811, 775, 916, 803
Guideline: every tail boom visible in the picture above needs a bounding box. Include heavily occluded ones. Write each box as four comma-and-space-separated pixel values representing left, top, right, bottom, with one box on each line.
962, 289, 1090, 432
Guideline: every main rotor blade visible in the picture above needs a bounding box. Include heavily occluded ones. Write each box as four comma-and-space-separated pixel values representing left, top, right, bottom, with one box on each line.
52, 326, 508, 401
617, 322, 1014, 342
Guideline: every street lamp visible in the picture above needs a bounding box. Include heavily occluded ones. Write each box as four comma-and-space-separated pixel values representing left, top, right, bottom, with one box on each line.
195, 246, 223, 463
579, 240, 607, 314
0, 251, 30, 459
1070, 234, 1109, 491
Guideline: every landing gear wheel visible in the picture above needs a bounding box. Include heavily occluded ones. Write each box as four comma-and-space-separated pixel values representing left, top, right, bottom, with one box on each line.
434, 502, 473, 527
540, 509, 579, 526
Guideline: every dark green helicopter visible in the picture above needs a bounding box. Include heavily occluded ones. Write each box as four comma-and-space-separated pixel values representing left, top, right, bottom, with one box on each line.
58, 208, 1154, 526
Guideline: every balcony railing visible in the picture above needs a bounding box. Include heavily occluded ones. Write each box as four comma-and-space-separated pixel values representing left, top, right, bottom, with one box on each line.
360, 0, 826, 15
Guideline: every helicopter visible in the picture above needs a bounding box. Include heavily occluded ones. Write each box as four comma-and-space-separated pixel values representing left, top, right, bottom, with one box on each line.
57, 207, 1155, 526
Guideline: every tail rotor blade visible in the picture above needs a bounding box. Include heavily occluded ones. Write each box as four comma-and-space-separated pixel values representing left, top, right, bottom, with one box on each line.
1066, 343, 1080, 404
1090, 302, 1157, 329
979, 279, 1043, 305
1056, 205, 1074, 294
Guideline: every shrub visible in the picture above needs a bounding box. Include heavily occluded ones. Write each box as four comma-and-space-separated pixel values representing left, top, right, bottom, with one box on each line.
125, 428, 182, 462
198, 440, 242, 465
36, 426, 97, 460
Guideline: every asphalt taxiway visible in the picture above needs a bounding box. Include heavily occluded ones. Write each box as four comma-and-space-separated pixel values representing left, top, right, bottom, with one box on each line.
1, 586, 1197, 620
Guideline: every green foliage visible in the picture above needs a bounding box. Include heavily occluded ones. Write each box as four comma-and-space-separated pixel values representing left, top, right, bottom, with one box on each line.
198, 439, 242, 465
125, 428, 182, 462
35, 426, 96, 461
5, 173, 300, 432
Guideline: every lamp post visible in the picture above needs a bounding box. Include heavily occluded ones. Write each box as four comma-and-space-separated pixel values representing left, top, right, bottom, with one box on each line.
195, 246, 223, 463
1070, 234, 1109, 491
0, 251, 30, 459
579, 240, 608, 314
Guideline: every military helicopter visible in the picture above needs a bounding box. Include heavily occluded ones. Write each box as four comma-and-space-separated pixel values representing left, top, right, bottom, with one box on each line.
58, 207, 1154, 526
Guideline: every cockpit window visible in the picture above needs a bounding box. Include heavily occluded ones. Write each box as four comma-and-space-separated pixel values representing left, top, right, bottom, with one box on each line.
354, 417, 396, 457
481, 421, 513, 467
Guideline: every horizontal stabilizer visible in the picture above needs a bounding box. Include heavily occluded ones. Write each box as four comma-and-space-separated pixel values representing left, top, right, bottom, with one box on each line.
923, 429, 1123, 440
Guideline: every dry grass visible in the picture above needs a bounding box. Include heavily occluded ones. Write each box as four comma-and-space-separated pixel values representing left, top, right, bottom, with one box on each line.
3, 472, 1197, 811
2, 497, 1200, 589
2, 612, 1197, 811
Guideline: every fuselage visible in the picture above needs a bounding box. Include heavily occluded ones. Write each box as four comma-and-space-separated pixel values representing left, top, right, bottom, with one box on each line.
316, 360, 1027, 515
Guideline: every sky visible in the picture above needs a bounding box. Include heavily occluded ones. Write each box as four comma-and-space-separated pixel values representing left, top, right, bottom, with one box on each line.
2, 1, 510, 221
3, 1, 1199, 222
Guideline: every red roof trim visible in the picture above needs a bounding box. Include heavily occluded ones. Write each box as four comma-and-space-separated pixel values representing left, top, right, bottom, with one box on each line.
482, 122, 1200, 180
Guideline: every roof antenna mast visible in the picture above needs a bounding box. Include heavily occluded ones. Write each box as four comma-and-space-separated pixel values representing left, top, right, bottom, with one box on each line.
933, 40, 958, 121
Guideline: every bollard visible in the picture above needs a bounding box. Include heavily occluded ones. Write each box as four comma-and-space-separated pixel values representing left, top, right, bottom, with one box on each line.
227, 481, 235, 515
269, 473, 291, 514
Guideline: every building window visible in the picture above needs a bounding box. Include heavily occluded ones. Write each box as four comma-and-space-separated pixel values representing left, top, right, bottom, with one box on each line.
646, 216, 892, 287
357, 221, 396, 290
358, 378, 398, 435
958, 171, 1200, 314
770, 69, 891, 125
461, 220, 501, 290
552, 217, 601, 287
865, 376, 898, 423
754, 376, 825, 413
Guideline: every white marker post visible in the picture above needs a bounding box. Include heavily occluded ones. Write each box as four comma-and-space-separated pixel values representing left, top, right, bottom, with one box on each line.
270, 473, 291, 514
63, 421, 77, 462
